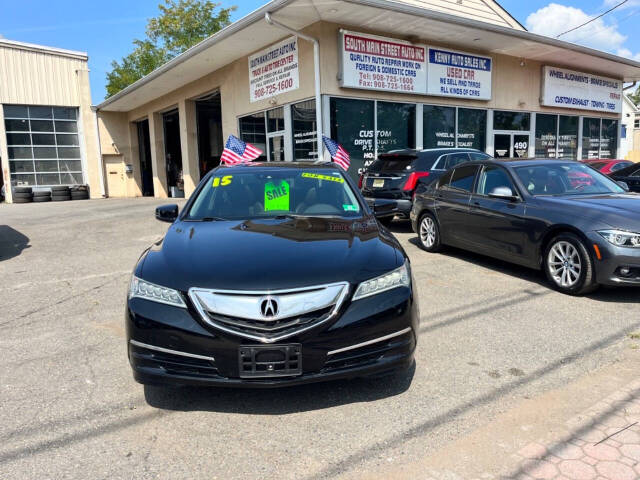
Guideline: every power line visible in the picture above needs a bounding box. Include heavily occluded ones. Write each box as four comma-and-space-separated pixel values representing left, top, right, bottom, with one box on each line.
568, 7, 640, 42
556, 0, 628, 38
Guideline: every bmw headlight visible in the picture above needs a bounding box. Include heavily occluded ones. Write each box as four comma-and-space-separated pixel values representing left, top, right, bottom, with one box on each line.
129, 276, 187, 307
353, 262, 410, 300
598, 230, 640, 248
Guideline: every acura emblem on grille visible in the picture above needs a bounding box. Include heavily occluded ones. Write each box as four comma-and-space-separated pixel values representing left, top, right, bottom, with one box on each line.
260, 296, 279, 318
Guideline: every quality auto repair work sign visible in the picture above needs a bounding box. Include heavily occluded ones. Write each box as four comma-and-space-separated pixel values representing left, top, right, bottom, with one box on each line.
249, 37, 299, 102
340, 30, 427, 94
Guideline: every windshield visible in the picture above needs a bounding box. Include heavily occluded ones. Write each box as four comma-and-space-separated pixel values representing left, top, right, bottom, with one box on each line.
514, 163, 625, 196
186, 169, 363, 220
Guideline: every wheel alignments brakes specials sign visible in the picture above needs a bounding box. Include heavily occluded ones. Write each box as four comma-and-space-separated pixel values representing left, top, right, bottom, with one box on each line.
339, 30, 427, 94
249, 37, 299, 103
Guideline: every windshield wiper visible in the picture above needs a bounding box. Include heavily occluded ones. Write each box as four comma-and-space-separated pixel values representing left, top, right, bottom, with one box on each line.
199, 216, 226, 222
273, 214, 303, 220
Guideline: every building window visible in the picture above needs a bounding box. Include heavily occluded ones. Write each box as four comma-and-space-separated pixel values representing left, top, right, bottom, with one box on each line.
376, 101, 416, 154
266, 107, 284, 133
493, 111, 530, 131
423, 105, 455, 148
423, 106, 486, 150
457, 108, 486, 151
291, 99, 317, 161
635, 119, 639, 129
557, 115, 578, 160
581, 117, 601, 159
535, 114, 557, 158
238, 112, 267, 161
329, 97, 375, 178
4, 104, 82, 186
600, 119, 618, 159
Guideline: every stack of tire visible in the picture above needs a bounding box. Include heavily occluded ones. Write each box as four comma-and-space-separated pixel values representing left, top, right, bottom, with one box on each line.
70, 185, 89, 201
13, 186, 34, 204
33, 190, 52, 203
51, 186, 71, 202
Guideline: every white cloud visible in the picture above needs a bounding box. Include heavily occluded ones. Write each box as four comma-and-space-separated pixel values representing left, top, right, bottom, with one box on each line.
526, 3, 628, 52
603, 0, 640, 9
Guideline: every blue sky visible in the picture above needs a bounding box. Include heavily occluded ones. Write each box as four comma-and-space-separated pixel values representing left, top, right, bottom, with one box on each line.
0, 0, 638, 103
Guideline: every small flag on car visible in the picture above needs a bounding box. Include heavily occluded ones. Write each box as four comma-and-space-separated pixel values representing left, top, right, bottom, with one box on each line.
221, 134, 263, 166
322, 135, 350, 171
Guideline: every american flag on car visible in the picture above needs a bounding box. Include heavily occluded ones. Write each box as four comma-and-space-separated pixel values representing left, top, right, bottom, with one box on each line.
221, 134, 262, 166
322, 135, 350, 171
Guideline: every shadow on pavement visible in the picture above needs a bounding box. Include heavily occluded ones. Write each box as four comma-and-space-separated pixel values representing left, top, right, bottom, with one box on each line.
0, 225, 30, 261
143, 361, 415, 413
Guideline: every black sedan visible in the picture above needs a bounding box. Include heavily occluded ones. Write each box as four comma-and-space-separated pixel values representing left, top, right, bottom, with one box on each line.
411, 159, 640, 295
609, 162, 640, 192
127, 163, 418, 387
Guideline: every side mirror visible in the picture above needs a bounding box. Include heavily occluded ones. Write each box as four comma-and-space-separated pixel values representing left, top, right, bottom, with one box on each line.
155, 204, 179, 223
617, 181, 630, 192
367, 198, 398, 218
488, 186, 518, 201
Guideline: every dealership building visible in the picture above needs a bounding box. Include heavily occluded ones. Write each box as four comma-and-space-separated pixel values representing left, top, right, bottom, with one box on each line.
2, 0, 640, 202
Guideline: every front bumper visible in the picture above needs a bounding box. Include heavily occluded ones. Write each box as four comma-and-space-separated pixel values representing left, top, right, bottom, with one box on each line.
126, 285, 418, 388
588, 232, 640, 286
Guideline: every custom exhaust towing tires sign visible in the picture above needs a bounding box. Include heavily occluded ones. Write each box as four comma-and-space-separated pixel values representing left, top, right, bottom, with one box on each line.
249, 37, 299, 103
541, 66, 622, 113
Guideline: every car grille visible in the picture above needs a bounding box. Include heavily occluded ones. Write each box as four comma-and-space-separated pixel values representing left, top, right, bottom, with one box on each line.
188, 282, 350, 343
322, 330, 413, 372
130, 342, 219, 378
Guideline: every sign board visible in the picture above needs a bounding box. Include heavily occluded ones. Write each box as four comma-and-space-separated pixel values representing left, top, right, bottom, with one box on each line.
340, 30, 427, 94
249, 37, 299, 103
541, 66, 622, 113
426, 48, 492, 100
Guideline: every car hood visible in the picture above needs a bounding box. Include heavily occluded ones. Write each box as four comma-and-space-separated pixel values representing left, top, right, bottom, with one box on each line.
536, 193, 640, 231
138, 216, 403, 292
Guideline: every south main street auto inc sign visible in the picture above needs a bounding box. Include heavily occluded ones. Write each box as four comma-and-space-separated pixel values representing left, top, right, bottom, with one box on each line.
541, 66, 622, 114
249, 37, 299, 102
340, 30, 427, 94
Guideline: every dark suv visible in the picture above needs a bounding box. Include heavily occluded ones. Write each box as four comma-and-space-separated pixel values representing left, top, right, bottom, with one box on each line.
360, 148, 492, 223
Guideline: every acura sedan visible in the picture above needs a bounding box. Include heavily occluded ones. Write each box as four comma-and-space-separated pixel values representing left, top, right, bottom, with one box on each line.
127, 163, 418, 387
411, 159, 640, 295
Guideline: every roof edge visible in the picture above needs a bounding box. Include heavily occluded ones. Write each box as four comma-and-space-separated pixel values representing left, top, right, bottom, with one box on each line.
347, 0, 640, 74
97, 0, 295, 109
0, 38, 87, 60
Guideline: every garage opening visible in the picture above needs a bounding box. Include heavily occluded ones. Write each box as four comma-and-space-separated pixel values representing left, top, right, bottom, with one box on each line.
196, 92, 223, 177
162, 109, 183, 197
136, 120, 154, 197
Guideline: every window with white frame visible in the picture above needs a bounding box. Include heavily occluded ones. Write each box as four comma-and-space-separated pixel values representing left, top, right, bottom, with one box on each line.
4, 105, 83, 186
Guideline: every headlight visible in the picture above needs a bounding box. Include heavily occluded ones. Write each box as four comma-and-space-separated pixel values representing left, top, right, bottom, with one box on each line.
129, 276, 187, 307
352, 262, 410, 300
598, 230, 640, 248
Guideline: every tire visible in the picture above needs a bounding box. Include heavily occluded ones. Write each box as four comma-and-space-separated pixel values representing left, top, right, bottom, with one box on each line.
51, 186, 70, 193
71, 192, 89, 200
14, 186, 32, 194
51, 195, 71, 202
543, 233, 598, 296
71, 185, 88, 192
33, 195, 51, 202
13, 192, 33, 199
13, 196, 33, 203
33, 190, 51, 197
417, 212, 442, 252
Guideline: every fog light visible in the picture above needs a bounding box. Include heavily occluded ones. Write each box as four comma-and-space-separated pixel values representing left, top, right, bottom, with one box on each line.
620, 267, 631, 276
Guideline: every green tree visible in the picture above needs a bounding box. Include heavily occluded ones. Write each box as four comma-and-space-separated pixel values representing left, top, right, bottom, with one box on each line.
630, 85, 640, 106
105, 0, 235, 98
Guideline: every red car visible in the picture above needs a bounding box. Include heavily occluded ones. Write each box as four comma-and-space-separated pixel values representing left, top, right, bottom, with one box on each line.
581, 159, 634, 175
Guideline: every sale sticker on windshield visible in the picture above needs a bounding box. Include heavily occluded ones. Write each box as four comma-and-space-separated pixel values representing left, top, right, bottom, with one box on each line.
301, 172, 344, 183
264, 180, 290, 211
211, 175, 232, 188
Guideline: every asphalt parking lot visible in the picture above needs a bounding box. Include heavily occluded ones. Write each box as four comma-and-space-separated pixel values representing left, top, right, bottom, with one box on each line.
1, 198, 640, 480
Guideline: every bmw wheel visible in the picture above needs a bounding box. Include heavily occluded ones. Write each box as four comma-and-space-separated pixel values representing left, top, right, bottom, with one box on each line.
544, 233, 597, 295
418, 213, 441, 252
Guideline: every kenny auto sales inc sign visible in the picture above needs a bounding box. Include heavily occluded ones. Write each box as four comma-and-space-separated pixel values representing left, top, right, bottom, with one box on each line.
339, 30, 492, 100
